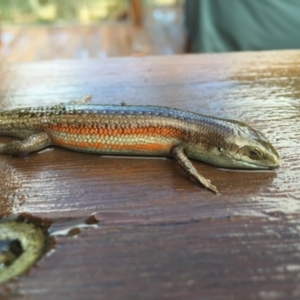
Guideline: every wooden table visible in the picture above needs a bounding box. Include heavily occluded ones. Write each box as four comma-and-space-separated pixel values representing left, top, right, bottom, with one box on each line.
0, 51, 299, 299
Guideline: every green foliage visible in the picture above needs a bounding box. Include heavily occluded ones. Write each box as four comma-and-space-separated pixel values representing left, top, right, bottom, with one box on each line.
0, 0, 130, 25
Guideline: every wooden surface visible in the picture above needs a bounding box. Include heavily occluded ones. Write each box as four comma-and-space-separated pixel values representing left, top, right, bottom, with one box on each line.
0, 25, 153, 61
0, 51, 299, 299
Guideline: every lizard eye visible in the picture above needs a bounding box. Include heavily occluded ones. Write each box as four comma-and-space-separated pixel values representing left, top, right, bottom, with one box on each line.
249, 148, 262, 160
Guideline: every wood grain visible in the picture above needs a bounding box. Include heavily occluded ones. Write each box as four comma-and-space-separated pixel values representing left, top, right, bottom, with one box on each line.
0, 51, 300, 299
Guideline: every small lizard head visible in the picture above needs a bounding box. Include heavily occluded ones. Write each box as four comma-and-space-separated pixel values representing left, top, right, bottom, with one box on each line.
222, 137, 280, 169
224, 123, 280, 169
187, 121, 280, 169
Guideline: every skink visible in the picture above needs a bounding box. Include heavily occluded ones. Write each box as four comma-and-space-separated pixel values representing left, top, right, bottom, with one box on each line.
0, 100, 280, 194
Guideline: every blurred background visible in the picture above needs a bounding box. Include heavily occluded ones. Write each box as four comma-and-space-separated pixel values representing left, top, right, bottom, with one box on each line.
0, 0, 185, 62
1, 0, 300, 63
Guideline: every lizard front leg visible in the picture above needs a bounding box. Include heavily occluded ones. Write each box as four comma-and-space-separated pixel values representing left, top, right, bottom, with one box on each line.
0, 132, 51, 156
172, 145, 219, 194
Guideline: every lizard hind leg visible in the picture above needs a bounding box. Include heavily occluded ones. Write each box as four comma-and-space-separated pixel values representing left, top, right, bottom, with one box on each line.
0, 132, 52, 156
171, 145, 219, 194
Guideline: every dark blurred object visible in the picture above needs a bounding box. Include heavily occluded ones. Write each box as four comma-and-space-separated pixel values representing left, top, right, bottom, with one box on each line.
131, 0, 142, 27
185, 0, 300, 53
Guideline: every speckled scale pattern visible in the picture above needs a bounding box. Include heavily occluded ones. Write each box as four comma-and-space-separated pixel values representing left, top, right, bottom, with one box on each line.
0, 104, 238, 156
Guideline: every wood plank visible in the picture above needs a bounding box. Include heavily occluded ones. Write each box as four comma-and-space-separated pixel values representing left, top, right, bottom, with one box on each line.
0, 52, 299, 299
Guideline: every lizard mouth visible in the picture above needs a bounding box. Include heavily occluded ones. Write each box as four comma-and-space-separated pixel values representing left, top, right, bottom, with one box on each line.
268, 165, 279, 170
224, 158, 280, 170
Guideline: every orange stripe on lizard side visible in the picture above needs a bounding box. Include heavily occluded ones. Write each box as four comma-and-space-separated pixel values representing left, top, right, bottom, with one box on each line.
39, 124, 184, 139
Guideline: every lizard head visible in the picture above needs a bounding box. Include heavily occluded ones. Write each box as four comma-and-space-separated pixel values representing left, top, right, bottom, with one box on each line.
187, 121, 280, 170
